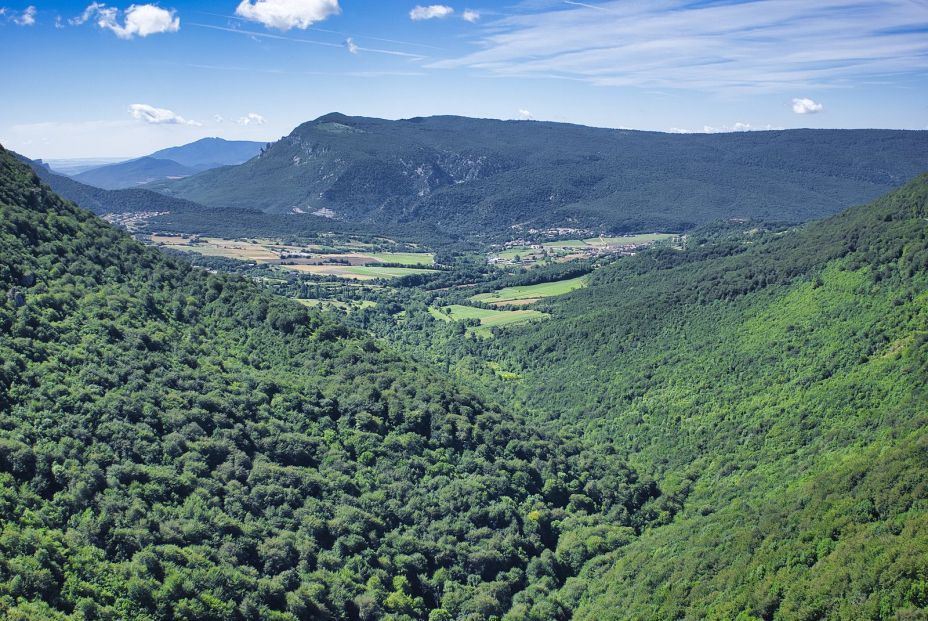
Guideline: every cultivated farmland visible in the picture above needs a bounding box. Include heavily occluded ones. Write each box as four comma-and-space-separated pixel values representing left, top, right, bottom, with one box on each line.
471, 275, 589, 306
429, 304, 547, 337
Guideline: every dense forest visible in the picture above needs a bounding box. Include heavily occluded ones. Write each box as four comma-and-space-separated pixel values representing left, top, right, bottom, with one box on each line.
355, 174, 928, 619
0, 147, 668, 620
3, 134, 928, 621
492, 177, 928, 618
149, 114, 928, 239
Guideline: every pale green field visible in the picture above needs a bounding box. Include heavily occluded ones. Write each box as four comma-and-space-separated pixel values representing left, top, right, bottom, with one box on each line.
429, 304, 547, 337
470, 275, 589, 306
346, 266, 436, 278
581, 233, 676, 247
362, 252, 435, 266
284, 265, 437, 280
541, 233, 675, 249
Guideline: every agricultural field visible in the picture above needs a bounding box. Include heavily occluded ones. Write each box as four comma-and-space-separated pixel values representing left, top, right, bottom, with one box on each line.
361, 252, 435, 265
429, 304, 547, 337
147, 234, 434, 278
149, 235, 287, 262
283, 265, 437, 280
471, 275, 589, 306
536, 233, 669, 249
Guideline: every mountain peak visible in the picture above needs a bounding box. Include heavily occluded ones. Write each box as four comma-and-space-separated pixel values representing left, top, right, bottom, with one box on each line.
314, 112, 353, 124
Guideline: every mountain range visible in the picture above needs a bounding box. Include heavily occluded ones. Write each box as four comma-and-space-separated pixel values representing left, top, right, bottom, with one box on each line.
69, 137, 264, 190
147, 114, 928, 238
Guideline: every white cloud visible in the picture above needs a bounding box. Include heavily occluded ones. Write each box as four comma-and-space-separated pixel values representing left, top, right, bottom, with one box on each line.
238, 113, 267, 126
431, 0, 928, 92
13, 5, 36, 25
518, 109, 533, 119
129, 103, 200, 126
792, 97, 824, 114
345, 37, 359, 54
462, 9, 480, 23
74, 3, 179, 39
235, 0, 340, 30
410, 5, 453, 20
213, 114, 225, 123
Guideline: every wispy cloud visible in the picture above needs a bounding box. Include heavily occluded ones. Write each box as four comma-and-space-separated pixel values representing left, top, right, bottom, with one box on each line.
129, 103, 200, 126
562, 1, 616, 14
192, 22, 423, 58
73, 3, 180, 39
192, 22, 343, 48
432, 0, 928, 92
792, 97, 824, 114
462, 9, 480, 23
182, 62, 426, 78
235, 0, 340, 31
410, 5, 454, 20
194, 9, 445, 51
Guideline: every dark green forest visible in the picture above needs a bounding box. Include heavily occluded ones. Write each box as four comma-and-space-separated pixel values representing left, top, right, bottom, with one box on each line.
0, 147, 666, 620
332, 174, 928, 619
3, 136, 928, 621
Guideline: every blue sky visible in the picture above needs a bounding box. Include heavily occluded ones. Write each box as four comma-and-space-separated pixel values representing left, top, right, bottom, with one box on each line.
1, 0, 926, 158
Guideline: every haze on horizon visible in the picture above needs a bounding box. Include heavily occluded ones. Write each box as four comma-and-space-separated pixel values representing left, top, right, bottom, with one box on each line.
1, 0, 926, 159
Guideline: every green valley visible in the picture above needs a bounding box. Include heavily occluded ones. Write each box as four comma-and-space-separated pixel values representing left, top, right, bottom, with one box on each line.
0, 146, 664, 620
7, 2, 928, 619
3, 126, 928, 621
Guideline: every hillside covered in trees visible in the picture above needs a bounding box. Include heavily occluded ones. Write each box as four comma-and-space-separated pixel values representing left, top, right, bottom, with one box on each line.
467, 173, 928, 619
0, 147, 665, 620
3, 137, 928, 621
149, 114, 928, 239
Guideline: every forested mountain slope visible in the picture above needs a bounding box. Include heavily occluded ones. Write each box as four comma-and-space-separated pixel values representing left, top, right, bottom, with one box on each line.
480, 174, 928, 619
0, 146, 663, 620
151, 114, 928, 237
